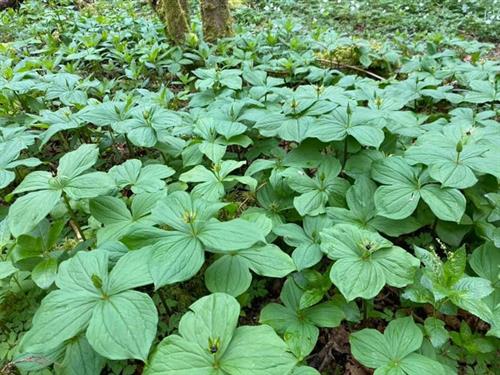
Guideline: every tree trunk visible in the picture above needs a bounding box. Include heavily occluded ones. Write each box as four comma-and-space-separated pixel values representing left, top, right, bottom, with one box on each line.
0, 0, 21, 10
152, 0, 190, 43
200, 0, 233, 42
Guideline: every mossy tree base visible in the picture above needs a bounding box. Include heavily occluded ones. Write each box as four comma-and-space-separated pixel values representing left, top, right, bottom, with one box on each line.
153, 0, 190, 44
200, 0, 233, 42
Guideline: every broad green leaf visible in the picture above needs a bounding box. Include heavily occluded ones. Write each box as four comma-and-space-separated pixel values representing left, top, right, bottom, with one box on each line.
149, 232, 204, 288
220, 325, 297, 375
350, 317, 445, 375
205, 255, 252, 297
87, 290, 157, 361
20, 291, 97, 352
0, 260, 17, 279
424, 317, 449, 348
420, 185, 465, 223
198, 219, 265, 251
469, 242, 500, 283
57, 144, 99, 179
399, 353, 446, 375
9, 189, 62, 237
350, 329, 391, 368
239, 244, 295, 277
144, 335, 216, 375
384, 317, 423, 359
179, 293, 239, 356
107, 247, 154, 294
57, 335, 106, 375
63, 172, 115, 199
56, 250, 108, 296
146, 293, 296, 374
321, 225, 419, 300
32, 258, 58, 289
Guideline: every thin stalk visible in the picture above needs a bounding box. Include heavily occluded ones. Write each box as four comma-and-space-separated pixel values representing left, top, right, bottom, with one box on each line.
58, 132, 70, 152
363, 299, 369, 323
125, 135, 135, 157
62, 193, 86, 241
342, 137, 348, 169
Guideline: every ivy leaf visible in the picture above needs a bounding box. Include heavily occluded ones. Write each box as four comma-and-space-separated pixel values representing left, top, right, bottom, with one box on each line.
321, 224, 419, 301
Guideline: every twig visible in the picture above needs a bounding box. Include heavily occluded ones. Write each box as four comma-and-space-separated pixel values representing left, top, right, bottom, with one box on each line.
317, 58, 386, 80
63, 193, 86, 241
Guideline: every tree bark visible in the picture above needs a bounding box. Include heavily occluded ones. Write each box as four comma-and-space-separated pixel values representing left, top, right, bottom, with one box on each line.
200, 0, 233, 42
0, 0, 21, 10
152, 0, 190, 44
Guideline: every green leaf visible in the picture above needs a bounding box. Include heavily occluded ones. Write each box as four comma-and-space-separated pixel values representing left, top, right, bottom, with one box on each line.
469, 242, 500, 283
107, 247, 153, 294
205, 255, 252, 297
9, 189, 62, 237
424, 317, 449, 348
239, 244, 295, 277
86, 290, 157, 361
350, 329, 391, 368
321, 225, 419, 300
19, 290, 97, 352
220, 325, 297, 375
57, 335, 106, 375
32, 258, 58, 289
63, 172, 115, 199
57, 144, 99, 179
420, 185, 465, 223
56, 250, 108, 296
198, 219, 266, 251
350, 317, 445, 375
149, 232, 204, 288
109, 159, 174, 193
399, 353, 446, 375
384, 317, 423, 359
144, 335, 215, 374
146, 293, 296, 374
0, 260, 17, 279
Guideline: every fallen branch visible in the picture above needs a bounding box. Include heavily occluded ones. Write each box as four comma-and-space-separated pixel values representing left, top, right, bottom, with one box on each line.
317, 58, 386, 81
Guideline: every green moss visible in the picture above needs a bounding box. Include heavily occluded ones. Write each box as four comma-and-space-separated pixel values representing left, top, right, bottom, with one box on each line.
155, 0, 190, 43
200, 0, 233, 42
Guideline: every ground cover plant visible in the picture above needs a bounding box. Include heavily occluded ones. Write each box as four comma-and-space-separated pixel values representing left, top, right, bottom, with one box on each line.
0, 0, 499, 374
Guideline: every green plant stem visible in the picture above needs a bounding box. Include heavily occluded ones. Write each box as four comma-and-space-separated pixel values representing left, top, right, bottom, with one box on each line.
125, 135, 135, 157
58, 132, 70, 152
362, 299, 369, 323
62, 193, 86, 241
342, 137, 348, 170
